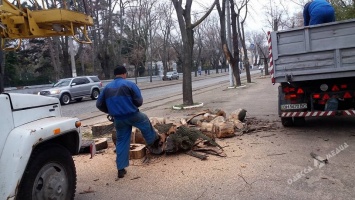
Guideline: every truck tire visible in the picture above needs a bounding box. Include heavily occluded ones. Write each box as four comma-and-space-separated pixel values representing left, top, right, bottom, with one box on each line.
281, 117, 294, 127
293, 117, 306, 126
60, 93, 71, 105
91, 89, 100, 100
17, 144, 77, 200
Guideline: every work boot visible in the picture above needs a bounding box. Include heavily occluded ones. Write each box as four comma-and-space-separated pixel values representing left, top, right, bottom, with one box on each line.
147, 134, 164, 155
117, 168, 127, 178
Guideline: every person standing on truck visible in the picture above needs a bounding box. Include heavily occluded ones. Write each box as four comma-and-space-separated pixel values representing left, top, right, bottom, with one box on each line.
96, 65, 162, 179
303, 0, 335, 26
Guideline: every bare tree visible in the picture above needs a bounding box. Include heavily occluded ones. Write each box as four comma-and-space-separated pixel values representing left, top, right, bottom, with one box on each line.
235, 0, 252, 83
199, 14, 222, 74
157, 1, 175, 79
216, 0, 242, 86
248, 31, 269, 75
171, 0, 216, 105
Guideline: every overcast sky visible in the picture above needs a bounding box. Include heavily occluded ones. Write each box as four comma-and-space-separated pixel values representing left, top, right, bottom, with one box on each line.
191, 0, 303, 32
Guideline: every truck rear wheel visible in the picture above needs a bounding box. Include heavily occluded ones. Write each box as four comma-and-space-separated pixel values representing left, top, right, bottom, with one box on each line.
17, 144, 76, 200
293, 117, 306, 126
281, 117, 294, 127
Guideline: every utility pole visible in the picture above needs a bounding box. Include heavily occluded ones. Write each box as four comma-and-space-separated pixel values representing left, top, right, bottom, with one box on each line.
226, 0, 234, 87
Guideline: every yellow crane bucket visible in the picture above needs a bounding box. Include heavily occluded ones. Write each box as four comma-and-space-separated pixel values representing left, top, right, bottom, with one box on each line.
0, 0, 94, 49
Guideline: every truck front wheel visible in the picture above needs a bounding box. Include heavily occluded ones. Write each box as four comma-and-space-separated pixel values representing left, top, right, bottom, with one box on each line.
17, 144, 77, 200
281, 117, 294, 127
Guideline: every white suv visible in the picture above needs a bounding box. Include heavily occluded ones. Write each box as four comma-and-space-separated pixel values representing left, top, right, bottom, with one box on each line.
38, 76, 103, 105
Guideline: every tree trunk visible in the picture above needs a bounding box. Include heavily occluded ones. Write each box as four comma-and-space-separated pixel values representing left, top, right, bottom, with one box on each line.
230, 0, 241, 86
172, 0, 215, 105
61, 36, 71, 77
47, 38, 60, 80
182, 27, 194, 105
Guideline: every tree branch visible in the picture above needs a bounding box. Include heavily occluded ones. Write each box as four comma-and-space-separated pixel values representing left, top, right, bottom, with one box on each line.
190, 0, 217, 29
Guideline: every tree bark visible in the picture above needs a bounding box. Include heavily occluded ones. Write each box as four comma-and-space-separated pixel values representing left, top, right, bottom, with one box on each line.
229, 0, 241, 86
172, 0, 216, 105
216, 0, 242, 86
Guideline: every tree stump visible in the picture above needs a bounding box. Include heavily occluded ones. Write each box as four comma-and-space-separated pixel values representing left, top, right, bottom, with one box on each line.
91, 121, 115, 137
200, 122, 214, 132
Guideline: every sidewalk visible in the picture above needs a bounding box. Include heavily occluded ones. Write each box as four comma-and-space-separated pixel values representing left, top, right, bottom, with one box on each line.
75, 73, 355, 199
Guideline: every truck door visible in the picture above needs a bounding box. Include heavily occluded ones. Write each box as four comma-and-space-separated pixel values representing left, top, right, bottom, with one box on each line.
0, 94, 15, 155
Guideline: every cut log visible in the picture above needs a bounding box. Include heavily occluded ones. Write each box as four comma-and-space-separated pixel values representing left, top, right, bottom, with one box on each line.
229, 119, 245, 130
91, 122, 115, 137
229, 108, 247, 122
130, 143, 146, 159
131, 127, 146, 144
200, 122, 214, 132
203, 113, 218, 122
149, 117, 166, 126
213, 122, 235, 138
210, 116, 225, 124
94, 138, 108, 151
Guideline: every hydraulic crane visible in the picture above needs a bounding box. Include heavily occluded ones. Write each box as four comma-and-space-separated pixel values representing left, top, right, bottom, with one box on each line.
0, 0, 93, 50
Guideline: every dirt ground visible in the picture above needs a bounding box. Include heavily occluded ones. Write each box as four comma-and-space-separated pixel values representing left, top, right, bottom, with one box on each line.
74, 75, 355, 200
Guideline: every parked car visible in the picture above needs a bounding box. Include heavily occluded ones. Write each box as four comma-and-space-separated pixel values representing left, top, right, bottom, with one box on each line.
163, 71, 179, 80
38, 76, 103, 105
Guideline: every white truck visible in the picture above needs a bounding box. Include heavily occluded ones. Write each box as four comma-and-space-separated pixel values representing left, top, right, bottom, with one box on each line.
269, 19, 355, 126
0, 93, 82, 199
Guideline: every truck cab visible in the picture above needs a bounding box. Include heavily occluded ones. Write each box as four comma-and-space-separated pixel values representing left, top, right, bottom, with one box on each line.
0, 93, 82, 200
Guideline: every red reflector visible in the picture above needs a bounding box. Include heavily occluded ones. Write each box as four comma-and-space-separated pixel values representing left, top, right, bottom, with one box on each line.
344, 92, 352, 99
322, 93, 330, 100
297, 88, 304, 94
290, 94, 297, 99
283, 87, 290, 93
313, 94, 321, 99
332, 85, 340, 91
318, 100, 326, 105
340, 84, 347, 89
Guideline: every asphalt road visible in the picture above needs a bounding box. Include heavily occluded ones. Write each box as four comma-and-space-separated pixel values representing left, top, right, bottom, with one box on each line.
73, 73, 355, 200
61, 72, 233, 118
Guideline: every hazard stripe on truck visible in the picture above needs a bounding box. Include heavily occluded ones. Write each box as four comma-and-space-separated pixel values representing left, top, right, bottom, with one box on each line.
281, 110, 355, 117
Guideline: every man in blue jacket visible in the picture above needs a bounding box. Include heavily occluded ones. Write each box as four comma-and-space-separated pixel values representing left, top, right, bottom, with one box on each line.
303, 0, 335, 26
96, 65, 161, 179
